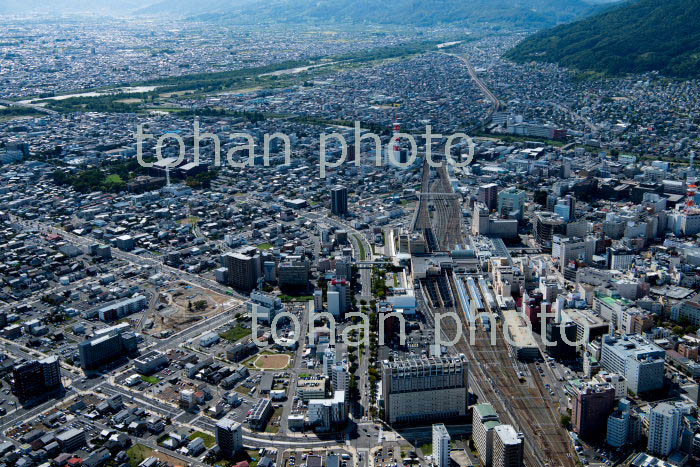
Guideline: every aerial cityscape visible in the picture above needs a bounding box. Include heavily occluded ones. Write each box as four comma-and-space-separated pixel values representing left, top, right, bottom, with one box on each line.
0, 1, 699, 467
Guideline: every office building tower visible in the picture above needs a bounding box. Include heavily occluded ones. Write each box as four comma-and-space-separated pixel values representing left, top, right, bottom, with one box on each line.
497, 187, 527, 219
432, 424, 451, 467
473, 403, 500, 467
478, 183, 499, 212
381, 356, 468, 425
263, 261, 277, 283
278, 260, 310, 290
216, 418, 243, 457
492, 425, 524, 467
331, 185, 348, 216
572, 382, 615, 439
220, 246, 261, 291
647, 402, 690, 457
11, 356, 63, 403
545, 321, 578, 360
78, 325, 138, 371
600, 334, 665, 394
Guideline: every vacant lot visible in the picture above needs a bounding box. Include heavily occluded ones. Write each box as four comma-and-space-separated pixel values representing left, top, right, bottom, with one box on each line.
254, 354, 291, 369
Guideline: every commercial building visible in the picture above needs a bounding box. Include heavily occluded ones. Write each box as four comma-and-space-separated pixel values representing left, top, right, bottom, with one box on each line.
502, 309, 539, 360
562, 308, 610, 344
134, 351, 169, 375
56, 428, 86, 452
220, 246, 261, 291
11, 356, 63, 403
572, 382, 615, 439
473, 403, 500, 467
381, 356, 468, 425
432, 424, 451, 467
96, 295, 146, 322
600, 334, 665, 394
331, 185, 348, 216
216, 418, 243, 457
278, 260, 310, 290
492, 425, 524, 467
249, 290, 284, 323
78, 325, 138, 371
497, 187, 527, 219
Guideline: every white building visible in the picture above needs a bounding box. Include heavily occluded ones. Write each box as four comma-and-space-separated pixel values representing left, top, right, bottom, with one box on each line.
473, 403, 500, 467
647, 402, 690, 457
593, 372, 627, 400
432, 424, 451, 467
493, 425, 524, 467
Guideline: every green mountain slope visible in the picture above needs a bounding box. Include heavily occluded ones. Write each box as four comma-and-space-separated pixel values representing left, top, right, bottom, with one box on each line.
136, 0, 602, 28
505, 0, 700, 78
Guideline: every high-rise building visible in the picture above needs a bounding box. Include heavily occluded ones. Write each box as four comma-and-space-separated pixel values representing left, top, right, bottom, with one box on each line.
478, 183, 499, 212
533, 212, 566, 249
331, 185, 348, 216
497, 187, 527, 219
572, 382, 615, 439
381, 356, 468, 425
278, 260, 310, 290
323, 347, 336, 376
647, 402, 690, 457
328, 279, 350, 317
216, 418, 243, 458
545, 321, 578, 361
78, 325, 138, 371
473, 403, 500, 467
331, 362, 350, 396
11, 356, 63, 403
492, 425, 524, 467
432, 424, 451, 467
600, 334, 665, 394
220, 246, 261, 291
607, 399, 642, 448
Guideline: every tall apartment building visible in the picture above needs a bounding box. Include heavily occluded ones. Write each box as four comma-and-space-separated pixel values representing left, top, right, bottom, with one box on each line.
473, 403, 500, 467
11, 356, 63, 403
647, 402, 690, 457
381, 356, 468, 425
331, 185, 348, 216
220, 246, 261, 291
600, 334, 665, 394
492, 425, 524, 467
607, 399, 642, 448
216, 418, 243, 457
478, 183, 499, 212
78, 325, 138, 371
533, 212, 566, 249
432, 424, 451, 467
572, 382, 615, 439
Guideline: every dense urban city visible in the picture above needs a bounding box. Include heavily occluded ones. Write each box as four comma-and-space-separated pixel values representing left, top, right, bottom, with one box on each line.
1, 3, 700, 467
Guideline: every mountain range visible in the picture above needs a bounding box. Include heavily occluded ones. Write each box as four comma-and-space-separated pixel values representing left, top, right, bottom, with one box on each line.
0, 0, 616, 29
505, 0, 700, 78
136, 0, 604, 28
